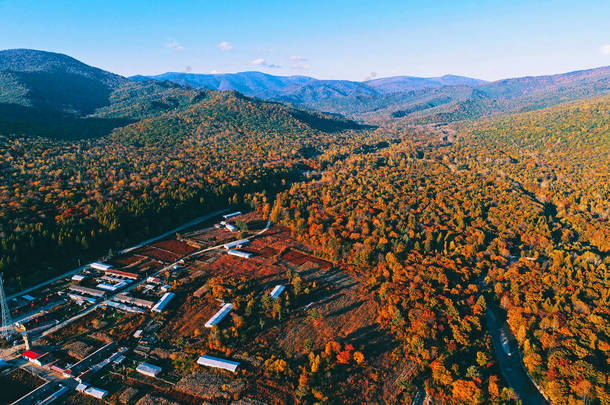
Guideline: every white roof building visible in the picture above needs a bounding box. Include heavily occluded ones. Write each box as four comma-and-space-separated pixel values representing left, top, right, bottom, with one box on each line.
223, 239, 250, 249
69, 285, 105, 298
71, 274, 87, 283
197, 355, 240, 372
152, 292, 175, 313
84, 386, 108, 399
105, 301, 146, 314
76, 383, 88, 392
205, 303, 233, 328
90, 262, 112, 271
227, 250, 253, 259
96, 280, 129, 292
67, 293, 97, 304
113, 293, 154, 309
136, 362, 162, 378
223, 212, 242, 219
270, 285, 286, 300
225, 223, 238, 232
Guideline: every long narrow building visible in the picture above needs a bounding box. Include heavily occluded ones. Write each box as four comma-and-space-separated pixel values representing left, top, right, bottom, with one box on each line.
69, 285, 106, 298
152, 292, 175, 313
270, 285, 285, 300
205, 303, 233, 328
227, 250, 253, 259
197, 355, 240, 372
113, 293, 154, 309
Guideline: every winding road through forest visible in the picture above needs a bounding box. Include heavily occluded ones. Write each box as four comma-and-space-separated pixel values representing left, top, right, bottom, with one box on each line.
485, 298, 549, 405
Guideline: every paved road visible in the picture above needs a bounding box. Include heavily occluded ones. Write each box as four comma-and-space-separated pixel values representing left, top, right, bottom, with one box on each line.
7, 209, 229, 300
486, 301, 548, 405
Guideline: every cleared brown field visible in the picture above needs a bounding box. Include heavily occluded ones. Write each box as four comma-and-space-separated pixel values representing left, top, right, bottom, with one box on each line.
206, 253, 281, 281
282, 249, 332, 270
241, 246, 277, 258
150, 240, 198, 256
160, 295, 221, 338
184, 227, 236, 248
132, 246, 180, 263
107, 254, 145, 268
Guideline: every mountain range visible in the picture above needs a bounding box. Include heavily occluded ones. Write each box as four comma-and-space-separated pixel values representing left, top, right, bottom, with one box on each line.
130, 71, 487, 106
2, 48, 610, 140
134, 66, 610, 121
0, 49, 363, 140
130, 71, 487, 97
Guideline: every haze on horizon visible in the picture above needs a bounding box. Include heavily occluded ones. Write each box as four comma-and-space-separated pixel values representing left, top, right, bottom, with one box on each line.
1, 0, 610, 82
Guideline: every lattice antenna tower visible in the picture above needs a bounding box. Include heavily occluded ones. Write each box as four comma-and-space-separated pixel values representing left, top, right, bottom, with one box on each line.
0, 273, 14, 340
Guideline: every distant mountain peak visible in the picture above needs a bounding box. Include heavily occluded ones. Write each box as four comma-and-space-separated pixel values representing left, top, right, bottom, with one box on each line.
130, 71, 488, 104
0, 48, 127, 89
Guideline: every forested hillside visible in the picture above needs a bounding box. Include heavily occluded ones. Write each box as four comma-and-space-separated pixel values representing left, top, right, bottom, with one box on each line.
0, 86, 371, 291
111, 90, 364, 149
269, 97, 609, 403
0, 49, 208, 139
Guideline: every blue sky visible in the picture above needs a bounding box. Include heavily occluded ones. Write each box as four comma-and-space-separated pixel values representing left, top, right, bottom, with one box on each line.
1, 0, 609, 81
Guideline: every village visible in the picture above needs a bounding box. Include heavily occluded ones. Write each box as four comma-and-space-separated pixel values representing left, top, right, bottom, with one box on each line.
0, 209, 372, 405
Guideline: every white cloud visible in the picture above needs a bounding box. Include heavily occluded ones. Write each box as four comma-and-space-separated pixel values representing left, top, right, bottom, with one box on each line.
166, 40, 184, 51
291, 64, 310, 70
217, 41, 234, 51
290, 55, 307, 62
250, 58, 281, 68
210, 70, 221, 74
601, 44, 610, 55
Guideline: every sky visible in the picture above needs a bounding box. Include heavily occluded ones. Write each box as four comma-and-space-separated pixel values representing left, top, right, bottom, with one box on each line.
1, 0, 610, 81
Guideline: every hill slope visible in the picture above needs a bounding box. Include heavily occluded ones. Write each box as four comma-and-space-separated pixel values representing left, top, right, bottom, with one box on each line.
111, 90, 364, 150
382, 66, 610, 123
0, 49, 206, 139
0, 80, 368, 291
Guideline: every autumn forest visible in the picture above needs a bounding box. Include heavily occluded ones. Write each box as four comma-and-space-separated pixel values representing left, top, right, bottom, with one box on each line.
0, 48, 608, 404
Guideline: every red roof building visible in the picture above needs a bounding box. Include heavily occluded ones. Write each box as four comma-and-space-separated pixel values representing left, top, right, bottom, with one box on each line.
22, 349, 43, 360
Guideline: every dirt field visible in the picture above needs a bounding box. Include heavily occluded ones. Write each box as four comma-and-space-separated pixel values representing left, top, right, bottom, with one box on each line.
282, 249, 332, 270
150, 240, 199, 256
132, 246, 180, 263
108, 254, 146, 268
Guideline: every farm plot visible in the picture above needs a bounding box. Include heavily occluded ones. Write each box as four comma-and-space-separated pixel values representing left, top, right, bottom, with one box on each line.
132, 246, 180, 263
150, 240, 199, 256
